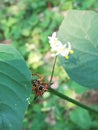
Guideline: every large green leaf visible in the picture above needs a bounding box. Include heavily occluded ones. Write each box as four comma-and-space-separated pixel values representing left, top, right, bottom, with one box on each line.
58, 10, 98, 89
0, 44, 32, 130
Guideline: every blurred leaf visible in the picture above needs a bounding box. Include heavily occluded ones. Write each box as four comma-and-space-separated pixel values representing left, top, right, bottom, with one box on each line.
70, 81, 89, 94
58, 10, 98, 89
30, 112, 46, 130
70, 107, 92, 130
21, 29, 30, 37
0, 44, 31, 130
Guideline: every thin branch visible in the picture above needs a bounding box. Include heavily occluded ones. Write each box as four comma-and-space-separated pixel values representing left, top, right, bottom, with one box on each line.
49, 56, 57, 84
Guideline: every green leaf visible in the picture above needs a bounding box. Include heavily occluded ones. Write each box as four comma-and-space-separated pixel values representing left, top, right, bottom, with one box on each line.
70, 107, 92, 130
58, 10, 98, 89
0, 44, 32, 130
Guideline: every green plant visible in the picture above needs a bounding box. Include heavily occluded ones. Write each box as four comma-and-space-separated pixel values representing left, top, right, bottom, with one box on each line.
1, 3, 98, 130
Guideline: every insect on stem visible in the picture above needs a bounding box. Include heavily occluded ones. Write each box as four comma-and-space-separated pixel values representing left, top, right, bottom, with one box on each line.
32, 56, 57, 101
49, 56, 57, 85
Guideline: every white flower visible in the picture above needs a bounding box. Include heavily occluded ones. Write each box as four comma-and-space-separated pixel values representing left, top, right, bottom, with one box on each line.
48, 32, 62, 51
48, 32, 58, 45
58, 42, 74, 59
48, 32, 74, 59
56, 44, 68, 56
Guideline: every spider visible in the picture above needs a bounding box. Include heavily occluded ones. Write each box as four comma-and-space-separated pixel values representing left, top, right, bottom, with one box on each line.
32, 74, 52, 100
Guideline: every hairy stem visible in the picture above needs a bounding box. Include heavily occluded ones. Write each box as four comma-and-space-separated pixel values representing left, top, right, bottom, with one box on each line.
49, 87, 98, 114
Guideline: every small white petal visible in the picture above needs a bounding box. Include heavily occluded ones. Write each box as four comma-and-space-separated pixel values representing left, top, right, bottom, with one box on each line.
48, 36, 51, 40
52, 32, 57, 38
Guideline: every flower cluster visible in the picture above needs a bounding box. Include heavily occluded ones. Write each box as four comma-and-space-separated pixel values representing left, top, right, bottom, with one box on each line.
48, 32, 74, 59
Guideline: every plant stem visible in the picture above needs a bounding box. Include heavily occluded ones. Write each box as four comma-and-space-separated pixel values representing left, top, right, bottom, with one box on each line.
48, 87, 98, 114
49, 56, 57, 84
48, 55, 98, 113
